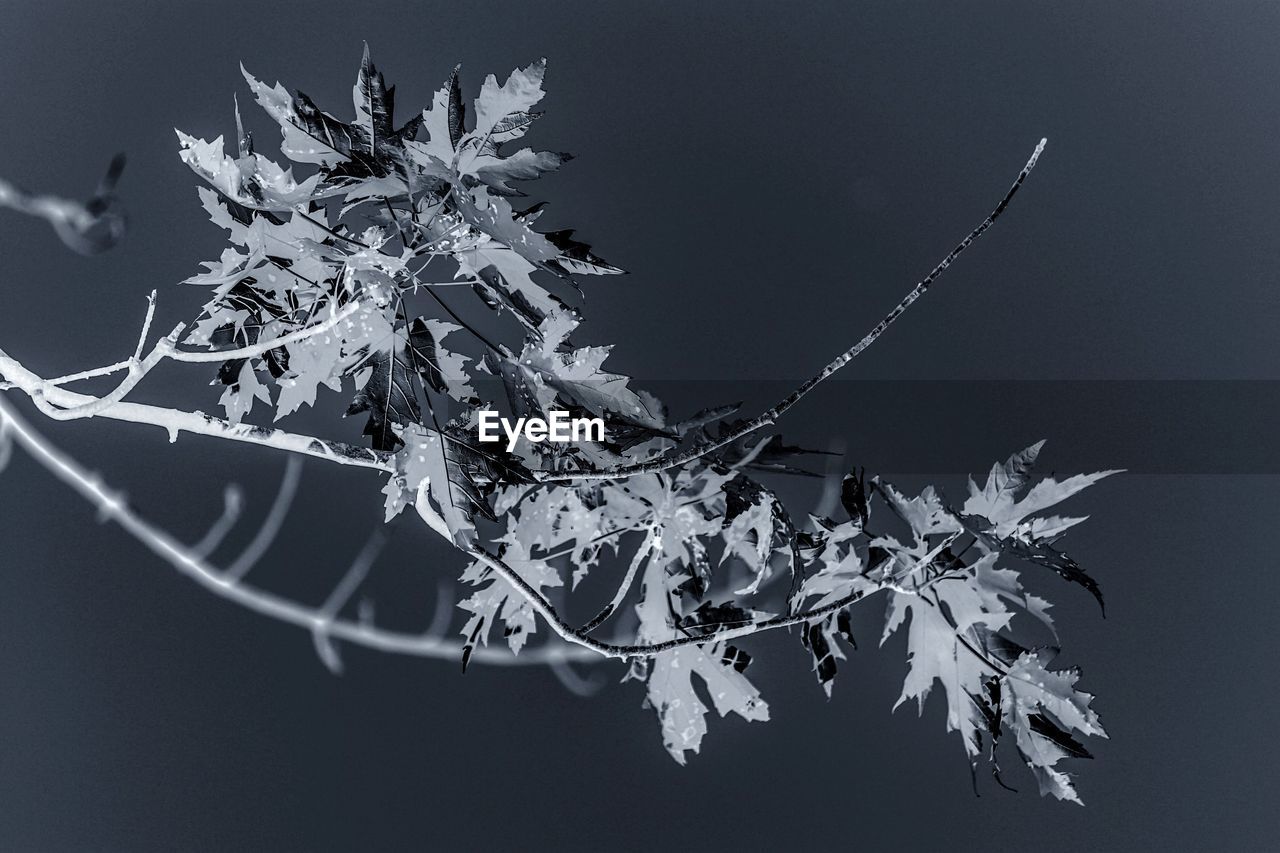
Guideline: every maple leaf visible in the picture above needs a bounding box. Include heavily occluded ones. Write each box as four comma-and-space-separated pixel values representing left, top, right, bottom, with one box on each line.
404, 317, 476, 403
242, 48, 421, 178
176, 130, 337, 211
383, 422, 521, 548
469, 59, 548, 150
471, 148, 571, 196
793, 515, 872, 695
456, 539, 562, 666
999, 648, 1107, 804
217, 361, 272, 425
345, 331, 423, 452
964, 441, 1120, 540
542, 227, 626, 277
344, 312, 475, 449
497, 310, 667, 433
720, 477, 796, 596
959, 443, 1119, 609
493, 483, 631, 589
882, 580, 1004, 759
412, 67, 465, 170
631, 553, 769, 764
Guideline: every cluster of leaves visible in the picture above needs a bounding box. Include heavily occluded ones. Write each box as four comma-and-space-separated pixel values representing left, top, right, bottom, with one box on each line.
179, 50, 1113, 800
793, 442, 1115, 802
479, 440, 1113, 800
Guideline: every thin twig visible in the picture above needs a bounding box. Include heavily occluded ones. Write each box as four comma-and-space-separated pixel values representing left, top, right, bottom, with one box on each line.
534, 139, 1048, 483
578, 527, 656, 633
312, 525, 388, 673
224, 456, 303, 581
190, 484, 244, 559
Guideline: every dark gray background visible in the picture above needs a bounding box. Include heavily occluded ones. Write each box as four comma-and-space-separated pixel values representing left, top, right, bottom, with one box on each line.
0, 1, 1276, 850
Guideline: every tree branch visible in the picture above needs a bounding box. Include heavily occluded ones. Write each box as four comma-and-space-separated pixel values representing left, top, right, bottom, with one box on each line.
533, 138, 1047, 483
0, 393, 595, 666
0, 347, 391, 471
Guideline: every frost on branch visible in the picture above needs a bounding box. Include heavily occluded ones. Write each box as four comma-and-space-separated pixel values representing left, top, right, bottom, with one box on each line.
0, 46, 1114, 801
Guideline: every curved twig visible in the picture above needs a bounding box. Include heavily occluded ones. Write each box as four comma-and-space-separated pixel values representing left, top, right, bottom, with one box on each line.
224, 456, 303, 581
190, 484, 244, 559
533, 139, 1047, 483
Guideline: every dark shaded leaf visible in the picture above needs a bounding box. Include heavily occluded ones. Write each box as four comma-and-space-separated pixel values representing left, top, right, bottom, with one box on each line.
346, 341, 422, 451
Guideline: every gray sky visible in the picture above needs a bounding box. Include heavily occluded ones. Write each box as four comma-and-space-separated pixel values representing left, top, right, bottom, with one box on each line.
0, 1, 1275, 849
